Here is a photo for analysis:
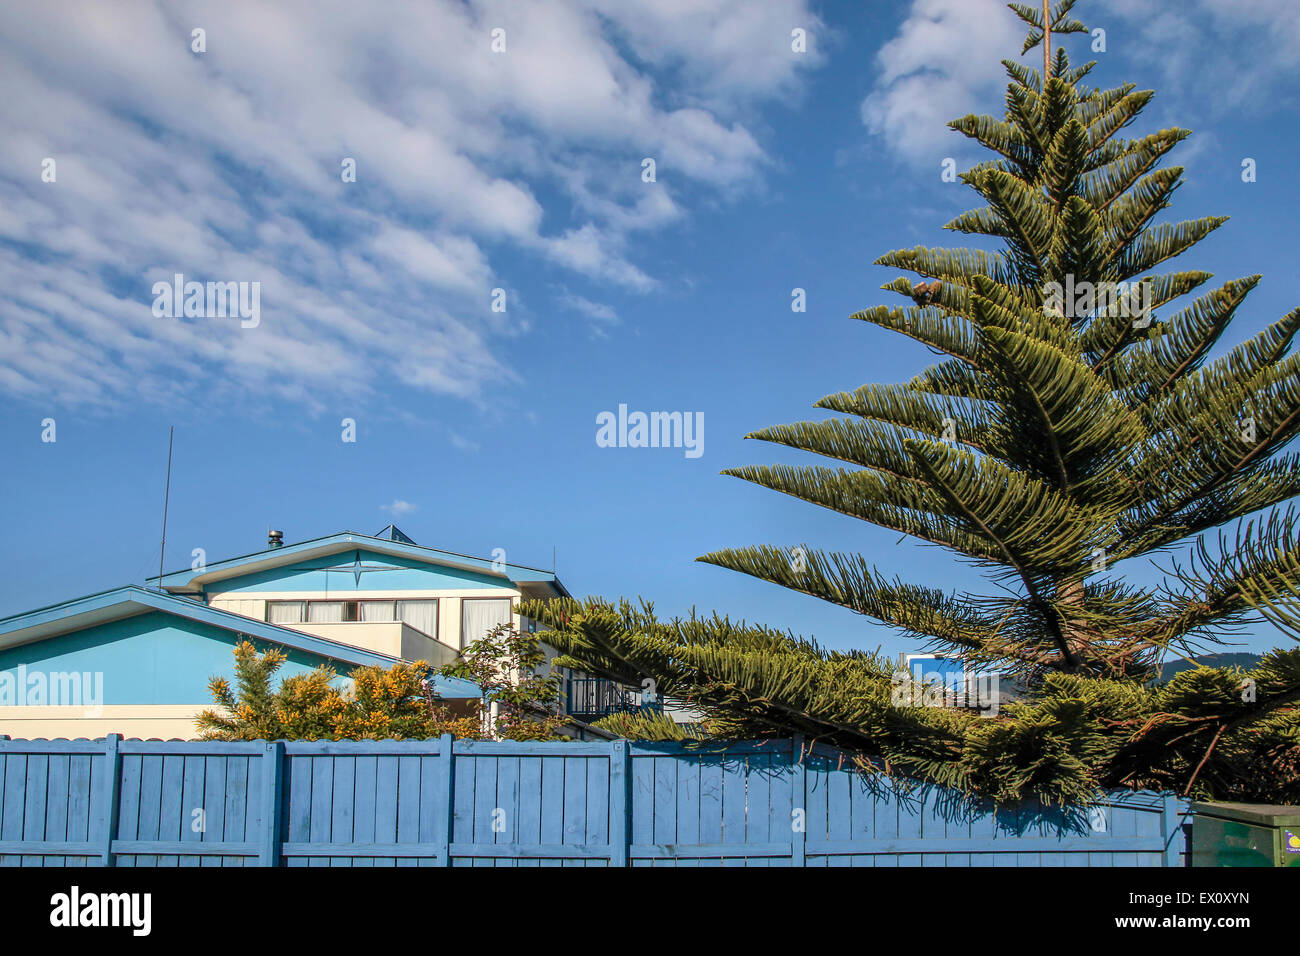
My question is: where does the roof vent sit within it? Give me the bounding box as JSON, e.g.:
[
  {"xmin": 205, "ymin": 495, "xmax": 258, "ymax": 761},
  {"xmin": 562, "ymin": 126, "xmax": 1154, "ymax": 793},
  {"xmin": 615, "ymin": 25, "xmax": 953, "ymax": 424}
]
[{"xmin": 268, "ymin": 529, "xmax": 284, "ymax": 549}]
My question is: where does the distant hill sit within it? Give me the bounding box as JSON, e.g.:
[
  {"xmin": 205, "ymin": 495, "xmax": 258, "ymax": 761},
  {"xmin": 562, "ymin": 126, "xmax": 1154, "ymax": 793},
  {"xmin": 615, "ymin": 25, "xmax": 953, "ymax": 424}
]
[{"xmin": 1154, "ymin": 652, "xmax": 1263, "ymax": 681}]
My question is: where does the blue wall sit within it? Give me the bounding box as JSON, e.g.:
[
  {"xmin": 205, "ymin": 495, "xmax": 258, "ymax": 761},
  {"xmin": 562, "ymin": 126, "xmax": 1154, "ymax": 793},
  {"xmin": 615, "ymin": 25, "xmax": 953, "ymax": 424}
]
[
  {"xmin": 0, "ymin": 612, "xmax": 349, "ymax": 705},
  {"xmin": 209, "ymin": 549, "xmax": 506, "ymax": 594}
]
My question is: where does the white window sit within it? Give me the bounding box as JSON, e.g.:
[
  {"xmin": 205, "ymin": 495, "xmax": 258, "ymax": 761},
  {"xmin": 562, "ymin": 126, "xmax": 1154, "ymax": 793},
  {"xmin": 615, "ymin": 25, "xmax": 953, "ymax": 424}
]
[
  {"xmin": 308, "ymin": 601, "xmax": 347, "ymax": 623},
  {"xmin": 397, "ymin": 600, "xmax": 438, "ymax": 638},
  {"xmin": 267, "ymin": 601, "xmax": 305, "ymax": 624},
  {"xmin": 267, "ymin": 599, "xmax": 439, "ymax": 636},
  {"xmin": 461, "ymin": 598, "xmax": 512, "ymax": 647},
  {"xmin": 359, "ymin": 600, "xmax": 396, "ymax": 622}
]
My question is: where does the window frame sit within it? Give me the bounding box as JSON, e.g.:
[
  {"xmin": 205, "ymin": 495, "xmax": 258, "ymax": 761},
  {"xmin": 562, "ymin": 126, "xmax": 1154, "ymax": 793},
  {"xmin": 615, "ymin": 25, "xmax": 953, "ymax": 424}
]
[
  {"xmin": 265, "ymin": 597, "xmax": 440, "ymax": 637},
  {"xmin": 460, "ymin": 596, "xmax": 515, "ymax": 648}
]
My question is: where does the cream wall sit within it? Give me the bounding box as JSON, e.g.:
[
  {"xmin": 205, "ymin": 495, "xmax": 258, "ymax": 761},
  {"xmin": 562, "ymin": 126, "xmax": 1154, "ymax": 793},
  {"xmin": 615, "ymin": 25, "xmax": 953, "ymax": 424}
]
[
  {"xmin": 292, "ymin": 621, "xmax": 459, "ymax": 667},
  {"xmin": 205, "ymin": 587, "xmax": 523, "ymax": 655},
  {"xmin": 0, "ymin": 705, "xmax": 211, "ymax": 740}
]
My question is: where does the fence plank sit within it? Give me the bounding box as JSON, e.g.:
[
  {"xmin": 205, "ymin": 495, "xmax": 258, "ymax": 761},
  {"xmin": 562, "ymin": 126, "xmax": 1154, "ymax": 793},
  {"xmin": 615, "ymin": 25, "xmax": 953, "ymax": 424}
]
[
  {"xmin": 607, "ymin": 742, "xmax": 629, "ymax": 867},
  {"xmin": 95, "ymin": 735, "xmax": 122, "ymax": 867},
  {"xmin": 436, "ymin": 733, "xmax": 453, "ymax": 867},
  {"xmin": 1161, "ymin": 792, "xmax": 1184, "ymax": 868},
  {"xmin": 136, "ymin": 754, "xmax": 163, "ymax": 868},
  {"xmin": 223, "ymin": 755, "xmax": 249, "ymax": 868},
  {"xmin": 258, "ymin": 743, "xmax": 283, "ymax": 867},
  {"xmin": 791, "ymin": 736, "xmax": 806, "ymax": 867}
]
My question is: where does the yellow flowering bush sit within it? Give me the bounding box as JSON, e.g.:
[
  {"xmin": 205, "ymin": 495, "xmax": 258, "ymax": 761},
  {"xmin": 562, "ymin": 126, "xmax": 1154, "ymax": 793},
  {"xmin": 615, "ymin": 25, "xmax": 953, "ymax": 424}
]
[
  {"xmin": 198, "ymin": 626, "xmax": 569, "ymax": 742},
  {"xmin": 197, "ymin": 641, "xmax": 479, "ymax": 741}
]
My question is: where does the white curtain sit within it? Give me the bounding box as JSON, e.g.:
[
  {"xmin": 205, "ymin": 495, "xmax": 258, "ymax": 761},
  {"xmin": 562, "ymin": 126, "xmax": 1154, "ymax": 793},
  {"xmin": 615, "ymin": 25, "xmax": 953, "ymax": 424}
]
[
  {"xmin": 461, "ymin": 598, "xmax": 512, "ymax": 646},
  {"xmin": 397, "ymin": 600, "xmax": 438, "ymax": 637},
  {"xmin": 359, "ymin": 600, "xmax": 396, "ymax": 622},
  {"xmin": 267, "ymin": 601, "xmax": 304, "ymax": 624},
  {"xmin": 308, "ymin": 601, "xmax": 347, "ymax": 623}
]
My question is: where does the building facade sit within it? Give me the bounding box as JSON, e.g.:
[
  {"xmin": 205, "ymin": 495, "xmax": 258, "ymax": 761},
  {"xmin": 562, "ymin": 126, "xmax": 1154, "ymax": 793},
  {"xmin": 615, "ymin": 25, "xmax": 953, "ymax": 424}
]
[{"xmin": 0, "ymin": 526, "xmax": 574, "ymax": 740}]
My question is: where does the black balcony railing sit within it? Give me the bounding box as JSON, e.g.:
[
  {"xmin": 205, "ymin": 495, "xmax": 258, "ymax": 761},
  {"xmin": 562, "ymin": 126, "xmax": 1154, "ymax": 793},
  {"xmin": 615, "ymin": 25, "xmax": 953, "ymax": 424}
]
[{"xmin": 566, "ymin": 678, "xmax": 639, "ymax": 720}]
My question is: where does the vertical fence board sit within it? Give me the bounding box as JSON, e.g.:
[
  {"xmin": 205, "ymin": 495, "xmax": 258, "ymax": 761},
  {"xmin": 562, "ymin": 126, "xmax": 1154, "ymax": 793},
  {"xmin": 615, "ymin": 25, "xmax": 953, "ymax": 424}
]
[
  {"xmin": 791, "ymin": 738, "xmax": 806, "ymax": 868},
  {"xmin": 697, "ymin": 753, "xmax": 723, "ymax": 867},
  {"xmin": 629, "ymin": 750, "xmax": 654, "ymax": 868},
  {"xmin": 22, "ymin": 754, "xmax": 48, "ymax": 868},
  {"xmin": 96, "ymin": 736, "xmax": 122, "ymax": 867},
  {"xmin": 43, "ymin": 754, "xmax": 69, "ymax": 868},
  {"xmin": 307, "ymin": 756, "xmax": 333, "ymax": 869},
  {"xmin": 563, "ymin": 755, "xmax": 587, "ymax": 851},
  {"xmin": 132, "ymin": 759, "xmax": 160, "ymax": 868},
  {"xmin": 431, "ymin": 740, "xmax": 452, "ymax": 868},
  {"xmin": 155, "ymin": 754, "xmax": 183, "ymax": 868},
  {"xmin": 115, "ymin": 753, "xmax": 142, "ymax": 868},
  {"xmin": 201, "ymin": 756, "xmax": 227, "ymax": 868},
  {"xmin": 538, "ymin": 755, "xmax": 565, "ymax": 867},
  {"xmin": 66, "ymin": 754, "xmax": 93, "ymax": 866},
  {"xmin": 468, "ymin": 751, "xmax": 493, "ymax": 864},
  {"xmin": 373, "ymin": 755, "xmax": 398, "ymax": 867},
  {"xmin": 745, "ymin": 752, "xmax": 770, "ymax": 868},
  {"xmin": 720, "ymin": 753, "xmax": 746, "ymax": 865},
  {"xmin": 584, "ymin": 754, "xmax": 607, "ymax": 866},
  {"xmin": 1, "ymin": 753, "xmax": 24, "ymax": 867},
  {"xmin": 284, "ymin": 753, "xmax": 311, "ymax": 868},
  {"xmin": 517, "ymin": 754, "xmax": 542, "ymax": 867},
  {"xmin": 498, "ymin": 755, "xmax": 522, "ymax": 868},
  {"xmin": 393, "ymin": 754, "xmax": 420, "ymax": 867},
  {"xmin": 330, "ymin": 756, "xmax": 355, "ymax": 868},
  {"xmin": 607, "ymin": 742, "xmax": 628, "ymax": 868},
  {"xmin": 259, "ymin": 743, "xmax": 282, "ymax": 868},
  {"xmin": 351, "ymin": 755, "xmax": 377, "ymax": 868},
  {"xmin": 223, "ymin": 755, "xmax": 249, "ymax": 868},
  {"xmin": 178, "ymin": 755, "xmax": 207, "ymax": 867}
]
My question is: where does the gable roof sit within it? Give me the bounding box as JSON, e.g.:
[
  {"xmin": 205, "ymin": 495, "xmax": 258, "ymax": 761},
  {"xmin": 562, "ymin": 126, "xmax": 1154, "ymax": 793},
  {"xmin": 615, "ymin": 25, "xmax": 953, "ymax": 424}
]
[
  {"xmin": 0, "ymin": 585, "xmax": 482, "ymax": 698},
  {"xmin": 146, "ymin": 530, "xmax": 570, "ymax": 599}
]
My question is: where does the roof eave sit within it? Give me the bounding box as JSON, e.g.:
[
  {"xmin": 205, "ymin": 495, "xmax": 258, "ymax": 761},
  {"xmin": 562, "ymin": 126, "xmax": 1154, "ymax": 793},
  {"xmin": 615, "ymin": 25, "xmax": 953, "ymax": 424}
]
[{"xmin": 148, "ymin": 532, "xmax": 562, "ymax": 593}]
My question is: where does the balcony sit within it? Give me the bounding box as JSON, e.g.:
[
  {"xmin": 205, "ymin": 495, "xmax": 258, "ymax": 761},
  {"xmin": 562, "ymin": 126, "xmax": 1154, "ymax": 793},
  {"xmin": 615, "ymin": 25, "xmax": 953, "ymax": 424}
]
[
  {"xmin": 288, "ymin": 621, "xmax": 460, "ymax": 668},
  {"xmin": 566, "ymin": 678, "xmax": 641, "ymax": 721}
]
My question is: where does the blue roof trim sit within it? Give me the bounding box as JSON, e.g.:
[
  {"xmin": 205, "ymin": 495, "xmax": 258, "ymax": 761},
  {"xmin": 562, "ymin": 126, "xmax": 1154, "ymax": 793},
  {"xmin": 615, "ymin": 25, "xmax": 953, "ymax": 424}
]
[
  {"xmin": 146, "ymin": 531, "xmax": 566, "ymax": 594},
  {"xmin": 0, "ymin": 585, "xmax": 482, "ymax": 699}
]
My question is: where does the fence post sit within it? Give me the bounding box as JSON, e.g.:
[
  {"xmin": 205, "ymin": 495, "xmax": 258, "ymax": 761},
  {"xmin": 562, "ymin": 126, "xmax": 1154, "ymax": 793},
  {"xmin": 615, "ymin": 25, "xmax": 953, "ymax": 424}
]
[
  {"xmin": 258, "ymin": 741, "xmax": 284, "ymax": 867},
  {"xmin": 791, "ymin": 735, "xmax": 806, "ymax": 867},
  {"xmin": 97, "ymin": 734, "xmax": 122, "ymax": 867},
  {"xmin": 609, "ymin": 740, "xmax": 630, "ymax": 867},
  {"xmin": 1161, "ymin": 792, "xmax": 1184, "ymax": 868},
  {"xmin": 437, "ymin": 734, "xmax": 454, "ymax": 866}
]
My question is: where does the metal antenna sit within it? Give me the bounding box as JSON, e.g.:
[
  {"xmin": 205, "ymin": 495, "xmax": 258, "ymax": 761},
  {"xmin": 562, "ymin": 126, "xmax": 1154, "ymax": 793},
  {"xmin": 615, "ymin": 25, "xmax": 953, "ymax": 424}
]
[{"xmin": 157, "ymin": 426, "xmax": 174, "ymax": 590}]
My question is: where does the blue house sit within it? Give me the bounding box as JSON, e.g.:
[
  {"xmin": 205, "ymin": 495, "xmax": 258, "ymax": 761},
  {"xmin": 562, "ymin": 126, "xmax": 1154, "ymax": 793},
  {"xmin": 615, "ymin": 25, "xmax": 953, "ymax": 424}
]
[{"xmin": 0, "ymin": 527, "xmax": 571, "ymax": 740}]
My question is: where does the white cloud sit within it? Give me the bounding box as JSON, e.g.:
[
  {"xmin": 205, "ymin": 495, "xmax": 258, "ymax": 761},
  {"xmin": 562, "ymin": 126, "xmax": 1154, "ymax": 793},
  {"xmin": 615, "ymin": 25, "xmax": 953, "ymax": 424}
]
[
  {"xmin": 447, "ymin": 431, "xmax": 480, "ymax": 453},
  {"xmin": 562, "ymin": 294, "xmax": 618, "ymax": 323},
  {"xmin": 860, "ymin": 0, "xmax": 1022, "ymax": 163},
  {"xmin": 860, "ymin": 0, "xmax": 1300, "ymax": 166},
  {"xmin": 0, "ymin": 0, "xmax": 821, "ymax": 411},
  {"xmin": 582, "ymin": 0, "xmax": 824, "ymax": 104},
  {"xmin": 367, "ymin": 226, "xmax": 492, "ymax": 295},
  {"xmin": 381, "ymin": 499, "xmax": 418, "ymax": 516},
  {"xmin": 1095, "ymin": 0, "xmax": 1300, "ymax": 114},
  {"xmin": 559, "ymin": 291, "xmax": 619, "ymax": 337}
]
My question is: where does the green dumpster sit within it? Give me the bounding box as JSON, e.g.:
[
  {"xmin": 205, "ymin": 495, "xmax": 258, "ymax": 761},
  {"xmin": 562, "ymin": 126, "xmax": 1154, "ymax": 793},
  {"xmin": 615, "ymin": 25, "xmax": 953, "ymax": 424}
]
[{"xmin": 1192, "ymin": 802, "xmax": 1300, "ymax": 866}]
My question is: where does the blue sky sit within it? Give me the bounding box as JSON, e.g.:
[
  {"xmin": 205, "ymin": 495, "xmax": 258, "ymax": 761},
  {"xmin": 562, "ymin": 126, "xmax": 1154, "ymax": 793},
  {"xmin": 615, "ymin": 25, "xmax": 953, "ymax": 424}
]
[{"xmin": 2, "ymin": 0, "xmax": 1299, "ymax": 660}]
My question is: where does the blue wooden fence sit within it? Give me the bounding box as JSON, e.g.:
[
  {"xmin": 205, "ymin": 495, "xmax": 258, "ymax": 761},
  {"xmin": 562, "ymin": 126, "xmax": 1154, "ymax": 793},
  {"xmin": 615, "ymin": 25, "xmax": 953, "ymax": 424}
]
[{"xmin": 0, "ymin": 735, "xmax": 1190, "ymax": 866}]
